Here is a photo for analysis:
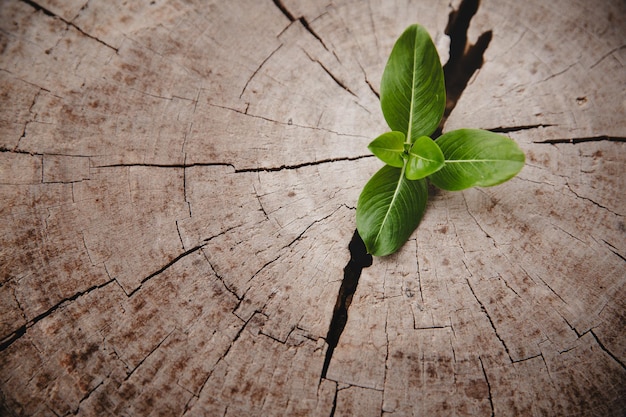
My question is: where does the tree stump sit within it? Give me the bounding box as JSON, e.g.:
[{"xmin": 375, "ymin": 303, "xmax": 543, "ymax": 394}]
[{"xmin": 1, "ymin": 0, "xmax": 624, "ymax": 415}]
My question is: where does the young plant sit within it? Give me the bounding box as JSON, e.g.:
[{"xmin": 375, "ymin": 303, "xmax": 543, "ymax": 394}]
[{"xmin": 356, "ymin": 24, "xmax": 525, "ymax": 256}]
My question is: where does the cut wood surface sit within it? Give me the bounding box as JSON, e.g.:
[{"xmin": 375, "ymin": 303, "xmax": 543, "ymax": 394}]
[{"xmin": 1, "ymin": 0, "xmax": 624, "ymax": 415}]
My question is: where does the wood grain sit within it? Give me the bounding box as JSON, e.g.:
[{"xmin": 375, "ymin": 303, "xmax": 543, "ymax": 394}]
[{"xmin": 1, "ymin": 0, "xmax": 624, "ymax": 415}]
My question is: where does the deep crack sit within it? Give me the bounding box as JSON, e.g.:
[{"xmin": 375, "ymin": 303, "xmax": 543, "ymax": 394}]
[
  {"xmin": 321, "ymin": 230, "xmax": 372, "ymax": 379},
  {"xmin": 320, "ymin": 0, "xmax": 493, "ymax": 383},
  {"xmin": 490, "ymin": 124, "xmax": 555, "ymax": 133},
  {"xmin": 272, "ymin": 0, "xmax": 296, "ymax": 21},
  {"xmin": 436, "ymin": 0, "xmax": 492, "ymax": 136},
  {"xmin": 533, "ymin": 135, "xmax": 626, "ymax": 145},
  {"xmin": 272, "ymin": 0, "xmax": 328, "ymax": 50}
]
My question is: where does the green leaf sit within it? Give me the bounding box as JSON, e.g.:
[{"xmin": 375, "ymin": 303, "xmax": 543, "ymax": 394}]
[
  {"xmin": 356, "ymin": 164, "xmax": 428, "ymax": 256},
  {"xmin": 380, "ymin": 24, "xmax": 445, "ymax": 143},
  {"xmin": 429, "ymin": 129, "xmax": 525, "ymax": 191},
  {"xmin": 368, "ymin": 131, "xmax": 406, "ymax": 168},
  {"xmin": 406, "ymin": 135, "xmax": 444, "ymax": 180}
]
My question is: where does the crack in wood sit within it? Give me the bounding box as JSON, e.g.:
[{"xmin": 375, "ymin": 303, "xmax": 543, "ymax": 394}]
[
  {"xmin": 271, "ymin": 0, "xmax": 296, "ymax": 22},
  {"xmin": 272, "ymin": 0, "xmax": 329, "ymax": 51},
  {"xmin": 175, "ymin": 220, "xmax": 186, "ymax": 250},
  {"xmin": 321, "ymin": 230, "xmax": 372, "ymax": 379},
  {"xmin": 45, "ymin": 403, "xmax": 61, "ymax": 416},
  {"xmin": 247, "ymin": 254, "xmax": 282, "ymax": 287},
  {"xmin": 19, "ymin": 0, "xmax": 118, "ymax": 52},
  {"xmin": 358, "ymin": 61, "xmax": 380, "ymax": 99},
  {"xmin": 465, "ymin": 278, "xmax": 514, "ymax": 363},
  {"xmin": 564, "ymin": 181, "xmax": 622, "ymax": 218},
  {"xmin": 206, "ymin": 102, "xmax": 368, "ymax": 138},
  {"xmin": 182, "ymin": 154, "xmax": 191, "ymax": 217},
  {"xmin": 234, "ymin": 155, "xmax": 374, "ymax": 173},
  {"xmin": 0, "ymin": 147, "xmax": 34, "ymax": 155},
  {"xmin": 538, "ymin": 61, "xmax": 578, "ymax": 84},
  {"xmin": 436, "ymin": 0, "xmax": 492, "ymax": 135},
  {"xmin": 0, "ymin": 279, "xmax": 115, "ymax": 352},
  {"xmin": 328, "ymin": 383, "xmax": 338, "ymax": 417},
  {"xmin": 73, "ymin": 378, "xmax": 104, "ymax": 415},
  {"xmin": 202, "ymin": 223, "xmax": 249, "ymax": 246},
  {"xmin": 260, "ymin": 326, "xmax": 296, "ymax": 345},
  {"xmin": 450, "ymin": 328, "xmax": 458, "ymax": 364},
  {"xmin": 513, "ymin": 353, "xmax": 544, "ymax": 364},
  {"xmin": 513, "ymin": 259, "xmax": 571, "ymax": 309},
  {"xmin": 532, "ymin": 135, "xmax": 626, "ymax": 144},
  {"xmin": 126, "ymin": 244, "xmax": 206, "ymax": 297},
  {"xmin": 127, "ymin": 87, "xmax": 174, "ymax": 101},
  {"xmin": 203, "ymin": 251, "xmax": 243, "ymax": 303},
  {"xmin": 590, "ymin": 44, "xmax": 626, "ymax": 70},
  {"xmin": 182, "ymin": 313, "xmax": 253, "ymax": 415},
  {"xmin": 94, "ymin": 162, "xmax": 235, "ymax": 170},
  {"xmin": 123, "ymin": 328, "xmax": 177, "ymax": 382},
  {"xmin": 590, "ymin": 330, "xmax": 626, "ymax": 371},
  {"xmin": 284, "ymin": 205, "xmax": 345, "ymax": 249},
  {"xmin": 462, "ymin": 192, "xmax": 497, "ymax": 245},
  {"xmin": 8, "ymin": 286, "xmax": 27, "ymax": 323},
  {"xmin": 14, "ymin": 88, "xmax": 45, "ymax": 151},
  {"xmin": 478, "ymin": 356, "xmax": 495, "ymax": 417},
  {"xmin": 414, "ymin": 325, "xmax": 452, "ymax": 330},
  {"xmin": 497, "ymin": 274, "xmax": 520, "ymax": 297},
  {"xmin": 326, "ymin": 382, "xmax": 385, "ymax": 417},
  {"xmin": 559, "ymin": 314, "xmax": 583, "ymax": 342},
  {"xmin": 602, "ymin": 240, "xmax": 626, "ymax": 263},
  {"xmin": 301, "ymin": 50, "xmax": 356, "ymax": 97},
  {"xmin": 239, "ymin": 44, "xmax": 283, "ymax": 99},
  {"xmin": 0, "ymin": 148, "xmax": 95, "ymax": 162},
  {"xmin": 382, "ymin": 307, "xmax": 390, "ymax": 406},
  {"xmin": 252, "ymin": 183, "xmax": 270, "ymax": 221},
  {"xmin": 298, "ymin": 18, "xmax": 329, "ymax": 51},
  {"xmin": 490, "ymin": 124, "xmax": 555, "ymax": 133}
]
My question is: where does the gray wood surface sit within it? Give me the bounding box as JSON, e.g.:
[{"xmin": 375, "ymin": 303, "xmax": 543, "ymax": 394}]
[{"xmin": 1, "ymin": 0, "xmax": 624, "ymax": 415}]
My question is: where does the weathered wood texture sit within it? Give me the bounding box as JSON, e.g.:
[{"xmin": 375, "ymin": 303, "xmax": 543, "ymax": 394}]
[{"xmin": 1, "ymin": 0, "xmax": 624, "ymax": 415}]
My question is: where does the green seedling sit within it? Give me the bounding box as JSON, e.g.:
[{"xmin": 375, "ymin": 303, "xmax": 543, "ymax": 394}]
[{"xmin": 356, "ymin": 24, "xmax": 525, "ymax": 256}]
